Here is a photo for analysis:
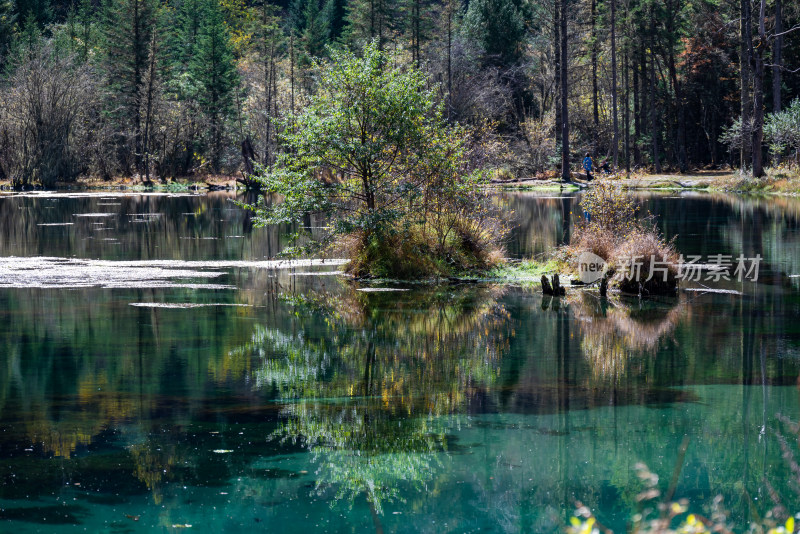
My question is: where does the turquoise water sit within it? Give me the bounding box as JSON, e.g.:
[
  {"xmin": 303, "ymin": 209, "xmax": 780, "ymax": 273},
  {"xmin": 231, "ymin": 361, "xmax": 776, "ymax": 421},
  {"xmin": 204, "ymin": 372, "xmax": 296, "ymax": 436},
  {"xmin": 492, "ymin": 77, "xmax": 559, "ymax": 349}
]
[{"xmin": 1, "ymin": 191, "xmax": 800, "ymax": 532}]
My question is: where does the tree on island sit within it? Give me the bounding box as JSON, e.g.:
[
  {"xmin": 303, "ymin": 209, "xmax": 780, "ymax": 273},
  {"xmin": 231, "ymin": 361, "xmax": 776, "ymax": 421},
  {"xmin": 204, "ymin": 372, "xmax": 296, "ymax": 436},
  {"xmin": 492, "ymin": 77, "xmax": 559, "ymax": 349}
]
[{"xmin": 244, "ymin": 42, "xmax": 506, "ymax": 278}]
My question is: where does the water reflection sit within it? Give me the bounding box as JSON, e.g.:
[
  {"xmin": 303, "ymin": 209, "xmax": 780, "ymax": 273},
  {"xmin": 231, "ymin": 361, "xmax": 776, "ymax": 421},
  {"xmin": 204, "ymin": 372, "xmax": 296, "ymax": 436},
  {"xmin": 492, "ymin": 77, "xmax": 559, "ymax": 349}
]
[
  {"xmin": 234, "ymin": 285, "xmax": 510, "ymax": 514},
  {"xmin": 0, "ymin": 192, "xmax": 327, "ymax": 261},
  {"xmin": 571, "ymin": 293, "xmax": 686, "ymax": 382},
  {"xmin": 1, "ymin": 192, "xmax": 800, "ymax": 532}
]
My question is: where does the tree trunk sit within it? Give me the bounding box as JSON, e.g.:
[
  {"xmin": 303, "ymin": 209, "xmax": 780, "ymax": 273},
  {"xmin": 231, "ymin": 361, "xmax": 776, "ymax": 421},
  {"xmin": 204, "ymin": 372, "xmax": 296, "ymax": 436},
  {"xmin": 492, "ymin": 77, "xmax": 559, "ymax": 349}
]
[
  {"xmin": 446, "ymin": 0, "xmax": 452, "ymax": 119},
  {"xmin": 773, "ymin": 0, "xmax": 782, "ymax": 113},
  {"xmin": 560, "ymin": 0, "xmax": 570, "ymax": 181},
  {"xmin": 290, "ymin": 32, "xmax": 295, "ymax": 115},
  {"xmin": 133, "ymin": 0, "xmax": 144, "ymax": 175},
  {"xmin": 649, "ymin": 12, "xmax": 660, "ymax": 173},
  {"xmin": 591, "ymin": 0, "xmax": 600, "ymax": 158},
  {"xmin": 610, "ymin": 0, "xmax": 618, "ymax": 169},
  {"xmin": 664, "ymin": 0, "xmax": 687, "ymax": 172},
  {"xmin": 751, "ymin": 0, "xmax": 766, "ymax": 177},
  {"xmin": 740, "ymin": 0, "xmax": 752, "ymax": 170},
  {"xmin": 624, "ymin": 48, "xmax": 630, "ymax": 175},
  {"xmin": 667, "ymin": 45, "xmax": 687, "ymax": 172},
  {"xmin": 633, "ymin": 49, "xmax": 641, "ymax": 165},
  {"xmin": 263, "ymin": 17, "xmax": 274, "ymax": 165},
  {"xmin": 554, "ymin": 0, "xmax": 561, "ymax": 149},
  {"xmin": 142, "ymin": 32, "xmax": 158, "ymax": 183}
]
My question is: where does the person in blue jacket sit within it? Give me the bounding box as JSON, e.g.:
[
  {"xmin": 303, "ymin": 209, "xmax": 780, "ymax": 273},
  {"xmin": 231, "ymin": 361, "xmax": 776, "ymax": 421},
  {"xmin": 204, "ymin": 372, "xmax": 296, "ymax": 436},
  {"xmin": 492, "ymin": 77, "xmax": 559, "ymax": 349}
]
[{"xmin": 582, "ymin": 153, "xmax": 593, "ymax": 181}]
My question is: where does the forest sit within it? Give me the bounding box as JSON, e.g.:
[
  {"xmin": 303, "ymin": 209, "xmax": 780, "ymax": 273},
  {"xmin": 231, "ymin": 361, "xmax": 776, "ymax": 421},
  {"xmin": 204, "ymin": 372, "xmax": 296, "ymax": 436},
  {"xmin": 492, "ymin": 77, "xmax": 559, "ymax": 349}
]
[{"xmin": 0, "ymin": 0, "xmax": 798, "ymax": 187}]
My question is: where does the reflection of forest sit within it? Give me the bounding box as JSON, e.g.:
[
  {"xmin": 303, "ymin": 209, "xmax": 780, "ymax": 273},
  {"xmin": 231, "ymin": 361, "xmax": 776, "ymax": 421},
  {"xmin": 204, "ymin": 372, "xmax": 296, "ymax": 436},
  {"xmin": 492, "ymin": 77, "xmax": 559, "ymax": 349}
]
[
  {"xmin": 1, "ymin": 278, "xmax": 800, "ymax": 528},
  {"xmin": 238, "ymin": 285, "xmax": 511, "ymax": 513},
  {"xmin": 0, "ymin": 274, "xmax": 338, "ymax": 461},
  {"xmin": 0, "ymin": 192, "xmax": 331, "ymax": 261}
]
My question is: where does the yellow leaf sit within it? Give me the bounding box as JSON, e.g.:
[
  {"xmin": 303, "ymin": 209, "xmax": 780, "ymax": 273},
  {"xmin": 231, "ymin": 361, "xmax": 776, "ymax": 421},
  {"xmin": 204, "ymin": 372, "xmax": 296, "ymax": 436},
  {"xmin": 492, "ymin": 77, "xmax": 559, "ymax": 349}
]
[{"xmin": 787, "ymin": 517, "xmax": 795, "ymax": 533}]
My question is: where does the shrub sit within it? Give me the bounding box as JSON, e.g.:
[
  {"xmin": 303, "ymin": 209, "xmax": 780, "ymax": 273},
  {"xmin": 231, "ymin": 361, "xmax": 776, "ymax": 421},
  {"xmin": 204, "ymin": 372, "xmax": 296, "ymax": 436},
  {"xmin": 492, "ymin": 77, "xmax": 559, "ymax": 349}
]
[
  {"xmin": 244, "ymin": 42, "xmax": 507, "ymax": 278},
  {"xmin": 611, "ymin": 227, "xmax": 679, "ymax": 295},
  {"xmin": 566, "ymin": 180, "xmax": 679, "ymax": 295},
  {"xmin": 0, "ymin": 43, "xmax": 97, "ymax": 188},
  {"xmin": 765, "ymin": 99, "xmax": 800, "ymax": 165}
]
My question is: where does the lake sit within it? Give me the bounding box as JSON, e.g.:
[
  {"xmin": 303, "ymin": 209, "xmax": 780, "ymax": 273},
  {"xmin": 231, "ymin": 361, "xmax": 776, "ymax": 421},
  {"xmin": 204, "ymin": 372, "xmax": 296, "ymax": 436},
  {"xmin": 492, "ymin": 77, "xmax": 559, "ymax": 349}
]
[{"xmin": 0, "ymin": 190, "xmax": 799, "ymax": 533}]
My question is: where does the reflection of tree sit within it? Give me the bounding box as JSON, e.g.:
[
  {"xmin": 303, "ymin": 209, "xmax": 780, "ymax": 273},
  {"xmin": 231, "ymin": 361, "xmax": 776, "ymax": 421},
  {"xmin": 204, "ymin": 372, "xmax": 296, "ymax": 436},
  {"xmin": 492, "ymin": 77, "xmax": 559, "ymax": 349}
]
[
  {"xmin": 231, "ymin": 284, "xmax": 512, "ymax": 513},
  {"xmin": 129, "ymin": 438, "xmax": 180, "ymax": 505},
  {"xmin": 570, "ymin": 293, "xmax": 686, "ymax": 382}
]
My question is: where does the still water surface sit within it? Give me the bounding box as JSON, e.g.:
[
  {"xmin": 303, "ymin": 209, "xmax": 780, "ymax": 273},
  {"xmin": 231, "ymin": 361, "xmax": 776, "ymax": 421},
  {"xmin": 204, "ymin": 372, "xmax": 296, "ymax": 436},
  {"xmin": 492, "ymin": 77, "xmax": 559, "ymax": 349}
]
[{"xmin": 1, "ymin": 191, "xmax": 800, "ymax": 532}]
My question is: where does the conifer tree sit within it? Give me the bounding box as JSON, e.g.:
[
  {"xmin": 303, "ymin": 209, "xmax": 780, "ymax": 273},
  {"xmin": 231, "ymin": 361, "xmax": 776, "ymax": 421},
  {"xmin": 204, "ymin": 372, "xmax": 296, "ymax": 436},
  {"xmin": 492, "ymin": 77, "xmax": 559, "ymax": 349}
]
[
  {"xmin": 14, "ymin": 0, "xmax": 51, "ymax": 28},
  {"xmin": 188, "ymin": 0, "xmax": 238, "ymax": 171},
  {"xmin": 302, "ymin": 0, "xmax": 333, "ymax": 58},
  {"xmin": 343, "ymin": 0, "xmax": 395, "ymax": 51},
  {"xmin": 461, "ymin": 0, "xmax": 525, "ymax": 66},
  {"xmin": 0, "ymin": 0, "xmax": 15, "ymax": 67},
  {"xmin": 100, "ymin": 0, "xmax": 157, "ymax": 173}
]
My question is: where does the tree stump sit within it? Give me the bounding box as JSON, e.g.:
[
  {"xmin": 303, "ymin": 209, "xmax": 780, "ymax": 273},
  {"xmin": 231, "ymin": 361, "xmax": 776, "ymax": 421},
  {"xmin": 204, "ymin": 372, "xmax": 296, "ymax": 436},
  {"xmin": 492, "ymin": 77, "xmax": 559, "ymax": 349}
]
[
  {"xmin": 542, "ymin": 275, "xmax": 566, "ymax": 296},
  {"xmin": 541, "ymin": 275, "xmax": 554, "ymax": 295},
  {"xmin": 552, "ymin": 274, "xmax": 566, "ymax": 296}
]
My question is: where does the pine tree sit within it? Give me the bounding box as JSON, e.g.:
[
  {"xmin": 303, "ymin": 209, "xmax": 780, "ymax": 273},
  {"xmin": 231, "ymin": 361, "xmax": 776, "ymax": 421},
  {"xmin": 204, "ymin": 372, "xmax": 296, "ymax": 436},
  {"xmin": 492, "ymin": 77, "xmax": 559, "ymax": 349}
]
[
  {"xmin": 14, "ymin": 0, "xmax": 51, "ymax": 28},
  {"xmin": 0, "ymin": 0, "xmax": 16, "ymax": 69},
  {"xmin": 76, "ymin": 0, "xmax": 94, "ymax": 61},
  {"xmin": 302, "ymin": 0, "xmax": 332, "ymax": 58},
  {"xmin": 461, "ymin": 0, "xmax": 525, "ymax": 66},
  {"xmin": 188, "ymin": 0, "xmax": 239, "ymax": 171},
  {"xmin": 343, "ymin": 0, "xmax": 395, "ymax": 51},
  {"xmin": 100, "ymin": 0, "xmax": 157, "ymax": 173}
]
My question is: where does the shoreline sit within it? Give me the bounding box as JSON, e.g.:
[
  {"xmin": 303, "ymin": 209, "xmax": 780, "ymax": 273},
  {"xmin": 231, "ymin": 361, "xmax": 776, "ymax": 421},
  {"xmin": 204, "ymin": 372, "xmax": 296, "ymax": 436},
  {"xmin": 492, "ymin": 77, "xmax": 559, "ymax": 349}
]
[{"xmin": 2, "ymin": 169, "xmax": 799, "ymax": 195}]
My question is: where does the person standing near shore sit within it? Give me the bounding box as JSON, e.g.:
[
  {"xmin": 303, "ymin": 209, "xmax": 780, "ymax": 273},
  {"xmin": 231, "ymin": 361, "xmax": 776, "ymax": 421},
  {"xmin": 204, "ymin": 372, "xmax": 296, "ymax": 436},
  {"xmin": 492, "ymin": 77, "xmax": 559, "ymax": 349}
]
[{"xmin": 583, "ymin": 153, "xmax": 593, "ymax": 181}]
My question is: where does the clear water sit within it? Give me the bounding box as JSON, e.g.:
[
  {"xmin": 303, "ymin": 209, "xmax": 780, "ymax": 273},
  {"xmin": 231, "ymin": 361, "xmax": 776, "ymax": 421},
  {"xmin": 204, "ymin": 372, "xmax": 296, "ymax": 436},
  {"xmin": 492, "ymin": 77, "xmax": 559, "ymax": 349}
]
[{"xmin": 1, "ymin": 190, "xmax": 800, "ymax": 533}]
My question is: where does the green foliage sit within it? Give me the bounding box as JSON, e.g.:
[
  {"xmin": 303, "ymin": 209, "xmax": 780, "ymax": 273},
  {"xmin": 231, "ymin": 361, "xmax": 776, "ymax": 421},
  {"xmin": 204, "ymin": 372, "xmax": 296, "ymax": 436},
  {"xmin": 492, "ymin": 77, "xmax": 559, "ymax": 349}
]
[
  {"xmin": 14, "ymin": 0, "xmax": 51, "ymax": 28},
  {"xmin": 342, "ymin": 0, "xmax": 396, "ymax": 50},
  {"xmin": 765, "ymin": 99, "xmax": 800, "ymax": 162},
  {"xmin": 301, "ymin": 0, "xmax": 334, "ymax": 58},
  {"xmin": 461, "ymin": 0, "xmax": 525, "ymax": 65},
  {"xmin": 187, "ymin": 0, "xmax": 239, "ymax": 170},
  {"xmin": 0, "ymin": 0, "xmax": 17, "ymax": 68},
  {"xmin": 246, "ymin": 41, "xmax": 505, "ymax": 277}
]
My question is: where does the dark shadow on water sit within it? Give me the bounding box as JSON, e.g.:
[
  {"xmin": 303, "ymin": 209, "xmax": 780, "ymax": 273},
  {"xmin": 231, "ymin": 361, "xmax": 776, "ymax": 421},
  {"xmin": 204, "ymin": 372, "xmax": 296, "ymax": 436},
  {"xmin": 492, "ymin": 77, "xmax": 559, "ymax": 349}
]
[{"xmin": 0, "ymin": 504, "xmax": 87, "ymax": 524}]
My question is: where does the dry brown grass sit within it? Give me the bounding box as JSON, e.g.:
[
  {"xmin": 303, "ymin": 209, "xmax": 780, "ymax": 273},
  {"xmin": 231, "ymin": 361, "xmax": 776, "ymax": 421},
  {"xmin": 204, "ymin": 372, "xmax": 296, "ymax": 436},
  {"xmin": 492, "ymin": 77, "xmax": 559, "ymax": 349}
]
[
  {"xmin": 343, "ymin": 216, "xmax": 507, "ymax": 279},
  {"xmin": 562, "ymin": 179, "xmax": 680, "ymax": 295},
  {"xmin": 611, "ymin": 228, "xmax": 679, "ymax": 295}
]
